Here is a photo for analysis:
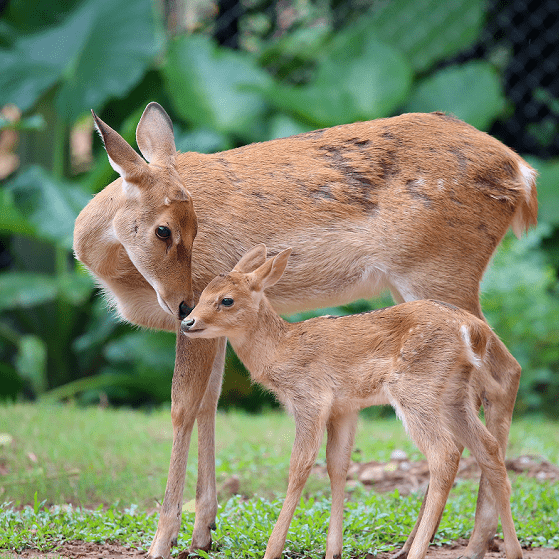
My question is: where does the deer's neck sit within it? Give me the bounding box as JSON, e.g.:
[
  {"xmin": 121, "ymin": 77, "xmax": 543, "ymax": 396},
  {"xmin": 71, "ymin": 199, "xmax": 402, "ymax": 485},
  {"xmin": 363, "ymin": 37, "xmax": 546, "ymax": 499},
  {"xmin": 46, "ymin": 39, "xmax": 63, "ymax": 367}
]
[{"xmin": 228, "ymin": 300, "xmax": 290, "ymax": 384}]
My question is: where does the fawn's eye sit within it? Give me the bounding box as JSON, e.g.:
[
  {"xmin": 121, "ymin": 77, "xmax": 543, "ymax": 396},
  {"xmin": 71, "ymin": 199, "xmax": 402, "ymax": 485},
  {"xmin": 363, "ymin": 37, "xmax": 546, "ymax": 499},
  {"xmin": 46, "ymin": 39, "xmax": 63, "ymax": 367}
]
[
  {"xmin": 156, "ymin": 226, "xmax": 171, "ymax": 240},
  {"xmin": 221, "ymin": 298, "xmax": 234, "ymax": 307}
]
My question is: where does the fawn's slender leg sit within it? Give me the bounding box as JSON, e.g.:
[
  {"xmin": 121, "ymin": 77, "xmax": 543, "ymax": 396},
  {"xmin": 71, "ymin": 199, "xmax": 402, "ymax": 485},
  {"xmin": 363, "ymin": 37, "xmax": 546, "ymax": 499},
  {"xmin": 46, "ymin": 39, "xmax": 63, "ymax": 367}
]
[
  {"xmin": 325, "ymin": 413, "xmax": 358, "ymax": 559},
  {"xmin": 392, "ymin": 444, "xmax": 465, "ymax": 559},
  {"xmin": 459, "ymin": 415, "xmax": 523, "ymax": 559},
  {"xmin": 405, "ymin": 446, "xmax": 461, "ymax": 559},
  {"xmin": 190, "ymin": 337, "xmax": 227, "ymax": 552},
  {"xmin": 463, "ymin": 340, "xmax": 521, "ymax": 559},
  {"xmin": 264, "ymin": 414, "xmax": 327, "ymax": 559},
  {"xmin": 148, "ymin": 334, "xmax": 220, "ymax": 559}
]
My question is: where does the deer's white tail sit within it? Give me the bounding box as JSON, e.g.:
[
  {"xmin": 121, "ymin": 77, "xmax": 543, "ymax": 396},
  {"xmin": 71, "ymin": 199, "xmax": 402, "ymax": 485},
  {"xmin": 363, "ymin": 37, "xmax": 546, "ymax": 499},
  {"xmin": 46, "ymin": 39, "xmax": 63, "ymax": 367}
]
[
  {"xmin": 460, "ymin": 322, "xmax": 489, "ymax": 369},
  {"xmin": 511, "ymin": 162, "xmax": 538, "ymax": 238}
]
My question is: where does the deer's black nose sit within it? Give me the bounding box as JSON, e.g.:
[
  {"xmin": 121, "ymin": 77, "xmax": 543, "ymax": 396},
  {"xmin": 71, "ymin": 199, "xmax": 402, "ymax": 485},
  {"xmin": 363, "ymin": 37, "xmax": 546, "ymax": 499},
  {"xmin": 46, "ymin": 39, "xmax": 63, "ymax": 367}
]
[
  {"xmin": 182, "ymin": 318, "xmax": 195, "ymax": 329},
  {"xmin": 179, "ymin": 301, "xmax": 194, "ymax": 319}
]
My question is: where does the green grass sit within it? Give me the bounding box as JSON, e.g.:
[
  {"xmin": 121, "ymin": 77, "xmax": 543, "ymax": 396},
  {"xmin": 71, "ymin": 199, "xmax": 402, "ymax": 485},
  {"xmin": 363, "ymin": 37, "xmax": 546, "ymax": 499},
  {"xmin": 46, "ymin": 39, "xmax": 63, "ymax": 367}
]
[{"xmin": 1, "ymin": 404, "xmax": 558, "ymax": 556}]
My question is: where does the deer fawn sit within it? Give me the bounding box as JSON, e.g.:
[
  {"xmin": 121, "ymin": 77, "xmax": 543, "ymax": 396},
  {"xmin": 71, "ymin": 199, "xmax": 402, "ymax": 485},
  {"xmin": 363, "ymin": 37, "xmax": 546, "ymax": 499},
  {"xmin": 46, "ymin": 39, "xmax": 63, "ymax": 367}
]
[
  {"xmin": 73, "ymin": 103, "xmax": 536, "ymax": 559},
  {"xmin": 181, "ymin": 244, "xmax": 523, "ymax": 559}
]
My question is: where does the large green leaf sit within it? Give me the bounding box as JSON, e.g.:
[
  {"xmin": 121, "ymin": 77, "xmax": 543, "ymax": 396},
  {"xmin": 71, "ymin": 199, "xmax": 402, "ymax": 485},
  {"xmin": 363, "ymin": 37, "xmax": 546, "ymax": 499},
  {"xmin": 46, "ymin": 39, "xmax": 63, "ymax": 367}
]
[
  {"xmin": 404, "ymin": 61, "xmax": 506, "ymax": 131},
  {"xmin": 5, "ymin": 166, "xmax": 91, "ymax": 249},
  {"xmin": 55, "ymin": 0, "xmax": 163, "ymax": 121},
  {"xmin": 0, "ymin": 0, "xmax": 161, "ymax": 122},
  {"xmin": 0, "ymin": 272, "xmax": 58, "ymax": 311},
  {"xmin": 163, "ymin": 34, "xmax": 272, "ymax": 138},
  {"xmin": 0, "ymin": 269, "xmax": 94, "ymax": 311},
  {"xmin": 362, "ymin": 0, "xmax": 485, "ymax": 72},
  {"xmin": 266, "ymin": 33, "xmax": 412, "ymax": 127}
]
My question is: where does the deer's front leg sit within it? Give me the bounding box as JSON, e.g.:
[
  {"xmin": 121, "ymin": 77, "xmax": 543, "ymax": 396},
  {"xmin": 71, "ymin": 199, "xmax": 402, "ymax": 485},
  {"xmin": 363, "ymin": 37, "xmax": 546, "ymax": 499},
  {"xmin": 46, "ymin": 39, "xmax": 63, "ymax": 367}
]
[
  {"xmin": 190, "ymin": 337, "xmax": 227, "ymax": 552},
  {"xmin": 264, "ymin": 415, "xmax": 326, "ymax": 559},
  {"xmin": 148, "ymin": 334, "xmax": 220, "ymax": 559},
  {"xmin": 325, "ymin": 413, "xmax": 358, "ymax": 559}
]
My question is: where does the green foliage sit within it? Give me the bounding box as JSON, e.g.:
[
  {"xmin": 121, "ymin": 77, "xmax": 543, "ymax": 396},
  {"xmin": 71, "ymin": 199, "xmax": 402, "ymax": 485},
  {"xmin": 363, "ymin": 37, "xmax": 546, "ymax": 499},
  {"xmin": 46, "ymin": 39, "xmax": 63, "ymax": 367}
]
[
  {"xmin": 360, "ymin": 0, "xmax": 485, "ymax": 73},
  {"xmin": 481, "ymin": 225, "xmax": 559, "ymax": 417},
  {"xmin": 405, "ymin": 61, "xmax": 506, "ymax": 130},
  {"xmin": 264, "ymin": 30, "xmax": 413, "ymax": 126},
  {"xmin": 0, "ymin": 0, "xmax": 558, "ymax": 412},
  {"xmin": 163, "ymin": 34, "xmax": 272, "ymax": 140},
  {"xmin": 0, "ymin": 0, "xmax": 162, "ymax": 121}
]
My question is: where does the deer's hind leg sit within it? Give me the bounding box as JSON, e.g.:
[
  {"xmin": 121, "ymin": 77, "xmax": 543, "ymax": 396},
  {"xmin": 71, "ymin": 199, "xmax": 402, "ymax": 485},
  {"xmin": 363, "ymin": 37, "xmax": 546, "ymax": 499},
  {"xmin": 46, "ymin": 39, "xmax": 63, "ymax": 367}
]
[
  {"xmin": 391, "ymin": 442, "xmax": 465, "ymax": 559},
  {"xmin": 462, "ymin": 341, "xmax": 521, "ymax": 559},
  {"xmin": 404, "ymin": 441, "xmax": 461, "ymax": 559},
  {"xmin": 452, "ymin": 404, "xmax": 522, "ymax": 559}
]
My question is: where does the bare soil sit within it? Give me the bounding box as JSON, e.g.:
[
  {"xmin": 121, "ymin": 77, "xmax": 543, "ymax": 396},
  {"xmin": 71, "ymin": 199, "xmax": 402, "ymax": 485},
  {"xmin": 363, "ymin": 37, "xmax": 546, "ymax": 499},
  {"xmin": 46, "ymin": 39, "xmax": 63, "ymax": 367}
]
[
  {"xmin": 10, "ymin": 455, "xmax": 559, "ymax": 559},
  {"xmin": 12, "ymin": 539, "xmax": 559, "ymax": 559},
  {"xmin": 311, "ymin": 453, "xmax": 559, "ymax": 495}
]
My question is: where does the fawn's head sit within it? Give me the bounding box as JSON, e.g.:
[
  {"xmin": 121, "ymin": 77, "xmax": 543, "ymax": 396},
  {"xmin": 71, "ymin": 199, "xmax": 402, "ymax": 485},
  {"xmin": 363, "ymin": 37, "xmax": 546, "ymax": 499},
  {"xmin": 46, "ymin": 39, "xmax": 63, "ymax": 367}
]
[
  {"xmin": 93, "ymin": 103, "xmax": 197, "ymax": 320},
  {"xmin": 181, "ymin": 245, "xmax": 292, "ymax": 339}
]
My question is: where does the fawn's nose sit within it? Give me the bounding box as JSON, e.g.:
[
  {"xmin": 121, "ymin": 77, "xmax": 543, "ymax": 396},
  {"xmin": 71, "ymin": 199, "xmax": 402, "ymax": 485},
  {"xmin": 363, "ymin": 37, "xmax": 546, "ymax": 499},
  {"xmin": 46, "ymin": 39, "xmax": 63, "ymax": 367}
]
[
  {"xmin": 178, "ymin": 301, "xmax": 194, "ymax": 319},
  {"xmin": 182, "ymin": 318, "xmax": 195, "ymax": 330}
]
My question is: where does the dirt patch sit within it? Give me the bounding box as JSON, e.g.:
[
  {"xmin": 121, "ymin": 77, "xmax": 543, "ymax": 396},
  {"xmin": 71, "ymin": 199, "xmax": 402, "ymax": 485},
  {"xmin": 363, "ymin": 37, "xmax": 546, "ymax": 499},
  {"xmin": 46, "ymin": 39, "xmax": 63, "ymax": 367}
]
[
  {"xmin": 11, "ymin": 540, "xmax": 559, "ymax": 558},
  {"xmin": 312, "ymin": 454, "xmax": 559, "ymax": 495}
]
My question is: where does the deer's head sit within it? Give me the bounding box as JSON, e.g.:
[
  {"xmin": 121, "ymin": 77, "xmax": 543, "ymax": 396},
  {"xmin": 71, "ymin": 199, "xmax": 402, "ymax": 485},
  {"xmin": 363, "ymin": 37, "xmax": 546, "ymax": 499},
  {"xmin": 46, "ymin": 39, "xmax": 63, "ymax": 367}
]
[
  {"xmin": 181, "ymin": 245, "xmax": 292, "ymax": 340},
  {"xmin": 93, "ymin": 103, "xmax": 197, "ymax": 320}
]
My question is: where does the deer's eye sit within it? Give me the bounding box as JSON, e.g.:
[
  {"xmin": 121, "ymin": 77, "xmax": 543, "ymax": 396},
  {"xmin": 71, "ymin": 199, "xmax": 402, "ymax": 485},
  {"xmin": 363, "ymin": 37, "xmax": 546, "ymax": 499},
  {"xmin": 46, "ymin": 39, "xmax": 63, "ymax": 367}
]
[
  {"xmin": 156, "ymin": 226, "xmax": 171, "ymax": 240},
  {"xmin": 221, "ymin": 298, "xmax": 234, "ymax": 307}
]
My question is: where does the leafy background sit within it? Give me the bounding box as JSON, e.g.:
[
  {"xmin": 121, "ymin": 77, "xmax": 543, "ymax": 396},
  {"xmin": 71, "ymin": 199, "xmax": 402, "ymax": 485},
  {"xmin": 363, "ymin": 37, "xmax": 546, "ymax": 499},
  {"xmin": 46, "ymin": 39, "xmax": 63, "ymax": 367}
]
[{"xmin": 0, "ymin": 0, "xmax": 558, "ymax": 417}]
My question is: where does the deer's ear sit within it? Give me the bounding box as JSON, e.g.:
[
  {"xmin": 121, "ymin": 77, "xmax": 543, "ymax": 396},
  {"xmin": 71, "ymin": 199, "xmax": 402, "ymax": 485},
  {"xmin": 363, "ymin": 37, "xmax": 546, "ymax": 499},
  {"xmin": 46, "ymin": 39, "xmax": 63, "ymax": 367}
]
[
  {"xmin": 233, "ymin": 244, "xmax": 268, "ymax": 273},
  {"xmin": 92, "ymin": 110, "xmax": 149, "ymax": 186},
  {"xmin": 136, "ymin": 102, "xmax": 176, "ymax": 166},
  {"xmin": 251, "ymin": 248, "xmax": 292, "ymax": 291}
]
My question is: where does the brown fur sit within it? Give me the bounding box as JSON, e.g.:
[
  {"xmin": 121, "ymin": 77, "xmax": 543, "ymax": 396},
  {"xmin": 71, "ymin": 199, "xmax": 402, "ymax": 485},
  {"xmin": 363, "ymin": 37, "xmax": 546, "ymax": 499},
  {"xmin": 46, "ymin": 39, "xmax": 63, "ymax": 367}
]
[
  {"xmin": 182, "ymin": 245, "xmax": 523, "ymax": 559},
  {"xmin": 73, "ymin": 104, "xmax": 535, "ymax": 558}
]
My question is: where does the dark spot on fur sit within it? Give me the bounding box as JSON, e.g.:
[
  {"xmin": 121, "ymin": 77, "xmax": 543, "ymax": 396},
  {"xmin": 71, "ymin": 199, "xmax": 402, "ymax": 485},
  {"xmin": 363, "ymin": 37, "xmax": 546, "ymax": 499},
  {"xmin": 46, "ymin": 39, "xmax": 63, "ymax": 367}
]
[
  {"xmin": 382, "ymin": 129, "xmax": 395, "ymax": 140},
  {"xmin": 474, "ymin": 169, "xmax": 516, "ymax": 210},
  {"xmin": 502, "ymin": 159, "xmax": 516, "ymax": 178},
  {"xmin": 378, "ymin": 150, "xmax": 400, "ymax": 180},
  {"xmin": 318, "ymin": 145, "xmax": 380, "ymax": 213},
  {"xmin": 310, "ymin": 183, "xmax": 336, "ymax": 201},
  {"xmin": 406, "ymin": 179, "xmax": 433, "ymax": 208},
  {"xmin": 450, "ymin": 147, "xmax": 468, "ymax": 172},
  {"xmin": 133, "ymin": 222, "xmax": 138, "ymax": 235}
]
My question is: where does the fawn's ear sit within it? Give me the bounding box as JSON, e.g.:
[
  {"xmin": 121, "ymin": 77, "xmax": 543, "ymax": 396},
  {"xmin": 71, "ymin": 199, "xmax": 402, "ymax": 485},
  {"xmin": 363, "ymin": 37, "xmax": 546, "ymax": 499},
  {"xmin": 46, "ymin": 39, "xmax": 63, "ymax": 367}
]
[
  {"xmin": 136, "ymin": 102, "xmax": 176, "ymax": 166},
  {"xmin": 251, "ymin": 248, "xmax": 292, "ymax": 291},
  {"xmin": 92, "ymin": 110, "xmax": 149, "ymax": 184},
  {"xmin": 233, "ymin": 244, "xmax": 267, "ymax": 273}
]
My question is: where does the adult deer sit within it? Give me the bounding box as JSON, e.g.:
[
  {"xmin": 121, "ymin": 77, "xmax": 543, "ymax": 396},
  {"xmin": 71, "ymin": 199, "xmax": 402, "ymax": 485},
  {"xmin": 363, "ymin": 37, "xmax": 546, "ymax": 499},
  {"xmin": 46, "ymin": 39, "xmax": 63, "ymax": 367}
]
[
  {"xmin": 73, "ymin": 102, "xmax": 537, "ymax": 559},
  {"xmin": 181, "ymin": 244, "xmax": 523, "ymax": 559}
]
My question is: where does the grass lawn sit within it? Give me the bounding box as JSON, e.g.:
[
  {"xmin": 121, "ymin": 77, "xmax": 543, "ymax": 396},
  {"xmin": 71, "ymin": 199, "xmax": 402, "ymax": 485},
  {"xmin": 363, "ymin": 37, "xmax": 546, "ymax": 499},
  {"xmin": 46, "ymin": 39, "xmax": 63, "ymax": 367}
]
[{"xmin": 1, "ymin": 403, "xmax": 558, "ymax": 557}]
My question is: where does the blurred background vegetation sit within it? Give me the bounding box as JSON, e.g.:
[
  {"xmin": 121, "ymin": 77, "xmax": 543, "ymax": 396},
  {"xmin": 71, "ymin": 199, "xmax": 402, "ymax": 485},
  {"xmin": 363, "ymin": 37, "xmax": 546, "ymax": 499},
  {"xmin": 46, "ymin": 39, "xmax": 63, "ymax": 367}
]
[{"xmin": 0, "ymin": 0, "xmax": 558, "ymax": 417}]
